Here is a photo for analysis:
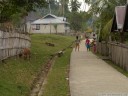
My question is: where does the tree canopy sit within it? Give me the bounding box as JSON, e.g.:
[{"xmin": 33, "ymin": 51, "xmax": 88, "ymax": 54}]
[
  {"xmin": 0, "ymin": 0, "xmax": 47, "ymax": 23},
  {"xmin": 70, "ymin": 0, "xmax": 81, "ymax": 12}
]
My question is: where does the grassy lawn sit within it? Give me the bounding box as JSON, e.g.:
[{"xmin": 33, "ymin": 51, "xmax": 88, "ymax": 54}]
[
  {"xmin": 0, "ymin": 34, "xmax": 74, "ymax": 96},
  {"xmin": 42, "ymin": 47, "xmax": 72, "ymax": 96}
]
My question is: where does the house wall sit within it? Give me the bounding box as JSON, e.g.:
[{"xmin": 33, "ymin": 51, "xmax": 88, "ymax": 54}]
[{"xmin": 31, "ymin": 24, "xmax": 66, "ymax": 34}]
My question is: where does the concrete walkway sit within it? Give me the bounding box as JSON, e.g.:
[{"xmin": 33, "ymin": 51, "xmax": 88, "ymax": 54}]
[{"xmin": 69, "ymin": 40, "xmax": 128, "ymax": 96}]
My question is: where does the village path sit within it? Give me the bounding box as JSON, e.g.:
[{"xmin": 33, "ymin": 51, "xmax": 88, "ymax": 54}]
[{"xmin": 69, "ymin": 40, "xmax": 128, "ymax": 96}]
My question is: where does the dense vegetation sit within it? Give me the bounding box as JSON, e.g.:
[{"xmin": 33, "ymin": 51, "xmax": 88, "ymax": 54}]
[
  {"xmin": 0, "ymin": 0, "xmax": 47, "ymax": 23},
  {"xmin": 85, "ymin": 0, "xmax": 128, "ymax": 42}
]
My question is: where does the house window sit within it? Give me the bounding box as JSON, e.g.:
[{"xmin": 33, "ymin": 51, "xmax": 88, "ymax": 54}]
[{"xmin": 36, "ymin": 24, "xmax": 40, "ymax": 30}]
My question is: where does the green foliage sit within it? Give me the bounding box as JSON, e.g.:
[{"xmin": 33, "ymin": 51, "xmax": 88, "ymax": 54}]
[
  {"xmin": 70, "ymin": 0, "xmax": 81, "ymax": 12},
  {"xmin": 0, "ymin": 0, "xmax": 47, "ymax": 23},
  {"xmin": 68, "ymin": 12, "xmax": 87, "ymax": 32},
  {"xmin": 101, "ymin": 19, "xmax": 112, "ymax": 41},
  {"xmin": 58, "ymin": 0, "xmax": 70, "ymax": 16},
  {"xmin": 39, "ymin": 0, "xmax": 60, "ymax": 16},
  {"xmin": 111, "ymin": 32, "xmax": 120, "ymax": 41},
  {"xmin": 39, "ymin": 0, "xmax": 70, "ymax": 16},
  {"xmin": 85, "ymin": 0, "xmax": 127, "ymax": 41},
  {"xmin": 11, "ymin": 13, "xmax": 23, "ymax": 26}
]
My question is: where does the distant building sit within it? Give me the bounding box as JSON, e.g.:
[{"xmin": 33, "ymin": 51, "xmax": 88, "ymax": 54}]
[{"xmin": 30, "ymin": 14, "xmax": 70, "ymax": 34}]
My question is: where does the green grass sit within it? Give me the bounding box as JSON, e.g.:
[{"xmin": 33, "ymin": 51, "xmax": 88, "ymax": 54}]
[
  {"xmin": 0, "ymin": 34, "xmax": 74, "ymax": 96},
  {"xmin": 42, "ymin": 48, "xmax": 71, "ymax": 96}
]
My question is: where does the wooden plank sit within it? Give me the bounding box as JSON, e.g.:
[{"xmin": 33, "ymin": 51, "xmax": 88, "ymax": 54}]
[
  {"xmin": 125, "ymin": 50, "xmax": 128, "ymax": 71},
  {"xmin": 0, "ymin": 30, "xmax": 31, "ymax": 61}
]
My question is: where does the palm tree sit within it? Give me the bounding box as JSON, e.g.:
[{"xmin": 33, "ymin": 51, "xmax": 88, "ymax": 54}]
[
  {"xmin": 70, "ymin": 0, "xmax": 81, "ymax": 12},
  {"xmin": 85, "ymin": 0, "xmax": 127, "ymax": 41},
  {"xmin": 58, "ymin": 0, "xmax": 69, "ymax": 16}
]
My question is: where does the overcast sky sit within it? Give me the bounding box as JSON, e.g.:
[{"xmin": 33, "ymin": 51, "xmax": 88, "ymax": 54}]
[{"xmin": 78, "ymin": 0, "xmax": 90, "ymax": 12}]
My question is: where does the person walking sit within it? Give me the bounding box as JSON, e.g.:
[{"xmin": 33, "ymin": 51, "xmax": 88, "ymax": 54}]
[
  {"xmin": 85, "ymin": 37, "xmax": 90, "ymax": 51},
  {"xmin": 92, "ymin": 38, "xmax": 96, "ymax": 53},
  {"xmin": 75, "ymin": 36, "xmax": 80, "ymax": 51}
]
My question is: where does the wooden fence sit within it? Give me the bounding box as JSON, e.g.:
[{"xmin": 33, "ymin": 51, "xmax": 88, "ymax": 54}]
[
  {"xmin": 0, "ymin": 30, "xmax": 31, "ymax": 61},
  {"xmin": 96, "ymin": 41, "xmax": 109, "ymax": 56},
  {"xmin": 97, "ymin": 42, "xmax": 128, "ymax": 71}
]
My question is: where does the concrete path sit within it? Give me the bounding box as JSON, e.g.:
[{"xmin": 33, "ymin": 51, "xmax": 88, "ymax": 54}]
[{"xmin": 69, "ymin": 40, "xmax": 128, "ymax": 96}]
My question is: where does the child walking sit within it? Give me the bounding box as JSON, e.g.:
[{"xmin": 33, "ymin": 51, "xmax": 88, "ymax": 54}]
[
  {"xmin": 75, "ymin": 36, "xmax": 80, "ymax": 51},
  {"xmin": 85, "ymin": 37, "xmax": 90, "ymax": 51}
]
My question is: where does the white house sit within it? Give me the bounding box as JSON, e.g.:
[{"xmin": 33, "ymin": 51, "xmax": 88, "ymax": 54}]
[{"xmin": 30, "ymin": 14, "xmax": 70, "ymax": 34}]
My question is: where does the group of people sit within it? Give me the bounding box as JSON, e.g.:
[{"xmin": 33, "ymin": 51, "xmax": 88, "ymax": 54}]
[{"xmin": 75, "ymin": 36, "xmax": 96, "ymax": 52}]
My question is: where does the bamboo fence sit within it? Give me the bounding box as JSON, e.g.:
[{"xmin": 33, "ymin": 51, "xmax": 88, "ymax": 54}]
[
  {"xmin": 0, "ymin": 30, "xmax": 31, "ymax": 61},
  {"xmin": 97, "ymin": 42, "xmax": 128, "ymax": 71}
]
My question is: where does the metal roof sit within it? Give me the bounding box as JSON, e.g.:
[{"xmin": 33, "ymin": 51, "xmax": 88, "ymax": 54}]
[
  {"xmin": 115, "ymin": 6, "xmax": 126, "ymax": 29},
  {"xmin": 111, "ymin": 5, "xmax": 128, "ymax": 32},
  {"xmin": 31, "ymin": 14, "xmax": 69, "ymax": 25}
]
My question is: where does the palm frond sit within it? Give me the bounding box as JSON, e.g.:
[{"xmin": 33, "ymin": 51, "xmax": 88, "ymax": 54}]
[{"xmin": 102, "ymin": 19, "xmax": 113, "ymax": 40}]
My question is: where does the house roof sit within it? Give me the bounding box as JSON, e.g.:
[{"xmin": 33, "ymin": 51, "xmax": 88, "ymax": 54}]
[
  {"xmin": 31, "ymin": 14, "xmax": 69, "ymax": 25},
  {"xmin": 111, "ymin": 5, "xmax": 128, "ymax": 32},
  {"xmin": 115, "ymin": 6, "xmax": 126, "ymax": 29},
  {"xmin": 123, "ymin": 5, "xmax": 128, "ymax": 32}
]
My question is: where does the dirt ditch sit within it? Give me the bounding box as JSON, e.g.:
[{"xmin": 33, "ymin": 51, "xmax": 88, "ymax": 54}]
[{"xmin": 29, "ymin": 42, "xmax": 74, "ymax": 96}]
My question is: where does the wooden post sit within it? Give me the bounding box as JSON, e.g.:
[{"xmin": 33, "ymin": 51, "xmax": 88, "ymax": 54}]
[
  {"xmin": 120, "ymin": 32, "xmax": 124, "ymax": 43},
  {"xmin": 50, "ymin": 21, "xmax": 51, "ymax": 34},
  {"xmin": 98, "ymin": 24, "xmax": 101, "ymax": 42}
]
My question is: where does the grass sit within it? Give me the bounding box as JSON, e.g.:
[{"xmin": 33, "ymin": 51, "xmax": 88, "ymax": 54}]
[
  {"xmin": 0, "ymin": 34, "xmax": 74, "ymax": 96},
  {"xmin": 42, "ymin": 47, "xmax": 72, "ymax": 96}
]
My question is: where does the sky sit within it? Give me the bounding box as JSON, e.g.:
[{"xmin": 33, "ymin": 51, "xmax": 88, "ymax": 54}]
[{"xmin": 78, "ymin": 0, "xmax": 90, "ymax": 12}]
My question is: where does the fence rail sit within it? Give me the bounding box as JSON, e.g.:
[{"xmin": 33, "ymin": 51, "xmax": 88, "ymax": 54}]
[
  {"xmin": 0, "ymin": 30, "xmax": 31, "ymax": 61},
  {"xmin": 97, "ymin": 42, "xmax": 128, "ymax": 71}
]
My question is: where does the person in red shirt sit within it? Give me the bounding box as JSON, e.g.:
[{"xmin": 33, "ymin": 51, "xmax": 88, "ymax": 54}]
[{"xmin": 85, "ymin": 37, "xmax": 90, "ymax": 51}]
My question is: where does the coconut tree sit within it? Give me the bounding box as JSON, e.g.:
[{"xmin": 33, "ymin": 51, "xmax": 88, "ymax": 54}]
[
  {"xmin": 70, "ymin": 0, "xmax": 81, "ymax": 12},
  {"xmin": 58, "ymin": 0, "xmax": 69, "ymax": 16}
]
